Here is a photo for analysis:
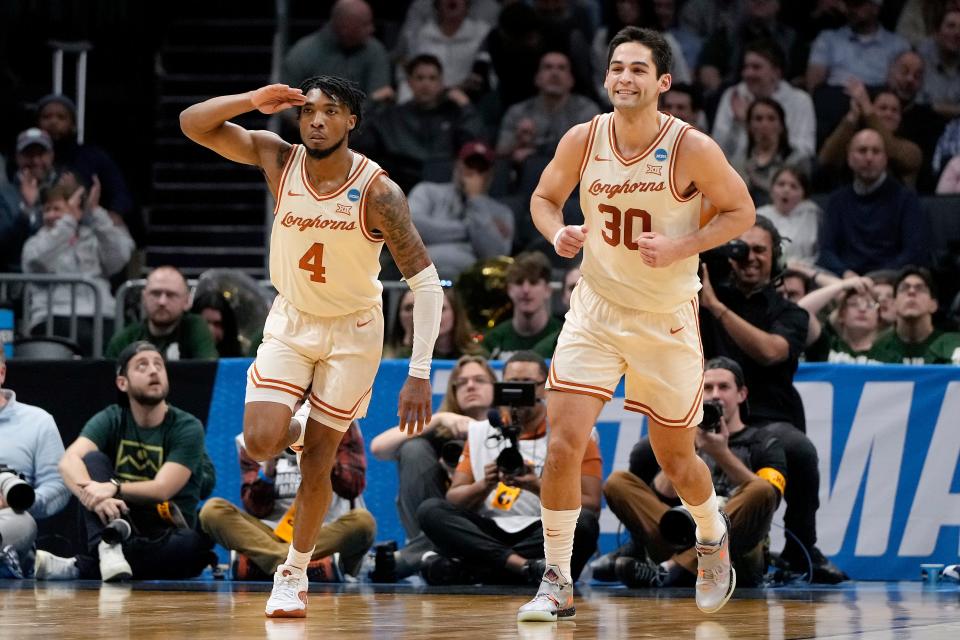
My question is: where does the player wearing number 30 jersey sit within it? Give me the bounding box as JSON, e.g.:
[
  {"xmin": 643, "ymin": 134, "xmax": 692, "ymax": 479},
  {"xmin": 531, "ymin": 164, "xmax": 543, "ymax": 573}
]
[
  {"xmin": 180, "ymin": 75, "xmax": 442, "ymax": 619},
  {"xmin": 518, "ymin": 27, "xmax": 755, "ymax": 622}
]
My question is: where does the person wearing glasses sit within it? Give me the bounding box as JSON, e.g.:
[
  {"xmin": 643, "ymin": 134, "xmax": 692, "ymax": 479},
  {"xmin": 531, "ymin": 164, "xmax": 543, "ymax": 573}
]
[
  {"xmin": 796, "ymin": 274, "xmax": 881, "ymax": 363},
  {"xmin": 869, "ymin": 266, "xmax": 960, "ymax": 365},
  {"xmin": 368, "ymin": 354, "xmax": 497, "ymax": 581},
  {"xmin": 415, "ymin": 351, "xmax": 601, "ymax": 586}
]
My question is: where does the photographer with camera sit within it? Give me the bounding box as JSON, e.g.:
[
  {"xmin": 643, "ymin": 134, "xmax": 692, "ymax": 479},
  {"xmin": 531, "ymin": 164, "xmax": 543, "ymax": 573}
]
[
  {"xmin": 699, "ymin": 216, "xmax": 846, "ymax": 583},
  {"xmin": 368, "ymin": 354, "xmax": 498, "ymax": 582},
  {"xmin": 0, "ymin": 345, "xmax": 70, "ymax": 578},
  {"xmin": 34, "ymin": 341, "xmax": 216, "ymax": 582},
  {"xmin": 602, "ymin": 357, "xmax": 785, "ymax": 588},
  {"xmin": 415, "ymin": 351, "xmax": 601, "ymax": 585}
]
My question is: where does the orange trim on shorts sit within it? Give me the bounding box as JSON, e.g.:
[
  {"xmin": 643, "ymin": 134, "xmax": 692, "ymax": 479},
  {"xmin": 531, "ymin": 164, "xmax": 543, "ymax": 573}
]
[
  {"xmin": 272, "ymin": 145, "xmax": 300, "ymax": 216},
  {"xmin": 249, "ymin": 382, "xmax": 304, "ymax": 400},
  {"xmin": 609, "ymin": 114, "xmax": 674, "ymax": 166},
  {"xmin": 577, "ymin": 115, "xmax": 601, "ymax": 179},
  {"xmin": 623, "ymin": 299, "xmax": 705, "ymax": 427},
  {"xmin": 669, "ymin": 124, "xmax": 700, "ymax": 202},
  {"xmin": 308, "ymin": 387, "xmax": 371, "ymax": 420},
  {"xmin": 251, "ymin": 364, "xmax": 307, "ymax": 395},
  {"xmin": 301, "ymin": 152, "xmax": 368, "ymax": 201},
  {"xmin": 547, "ymin": 361, "xmax": 614, "ymax": 402},
  {"xmin": 359, "ymin": 170, "xmax": 386, "ymax": 243}
]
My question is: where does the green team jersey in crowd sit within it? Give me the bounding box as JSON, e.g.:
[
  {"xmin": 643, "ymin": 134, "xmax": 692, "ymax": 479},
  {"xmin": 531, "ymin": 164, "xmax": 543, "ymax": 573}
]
[
  {"xmin": 81, "ymin": 404, "xmax": 214, "ymax": 528},
  {"xmin": 482, "ymin": 316, "xmax": 562, "ymax": 361},
  {"xmin": 805, "ymin": 322, "xmax": 879, "ymax": 364},
  {"xmin": 868, "ymin": 328, "xmax": 960, "ymax": 365},
  {"xmin": 106, "ymin": 313, "xmax": 217, "ymax": 360}
]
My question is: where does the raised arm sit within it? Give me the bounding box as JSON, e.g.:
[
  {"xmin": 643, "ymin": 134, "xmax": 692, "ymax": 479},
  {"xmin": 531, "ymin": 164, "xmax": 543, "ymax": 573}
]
[
  {"xmin": 179, "ymin": 84, "xmax": 305, "ymax": 195},
  {"xmin": 530, "ymin": 122, "xmax": 593, "ymax": 258},
  {"xmin": 366, "ymin": 175, "xmax": 442, "ymax": 434}
]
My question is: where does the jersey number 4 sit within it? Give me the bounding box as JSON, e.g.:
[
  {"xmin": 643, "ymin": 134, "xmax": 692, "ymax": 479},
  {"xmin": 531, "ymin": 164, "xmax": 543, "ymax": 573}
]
[
  {"xmin": 298, "ymin": 243, "xmax": 326, "ymax": 283},
  {"xmin": 599, "ymin": 204, "xmax": 651, "ymax": 249}
]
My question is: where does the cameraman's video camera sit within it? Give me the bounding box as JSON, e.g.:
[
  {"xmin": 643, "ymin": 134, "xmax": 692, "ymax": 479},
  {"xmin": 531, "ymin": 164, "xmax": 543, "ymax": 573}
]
[
  {"xmin": 698, "ymin": 399, "xmax": 724, "ymax": 433},
  {"xmin": 487, "ymin": 381, "xmax": 537, "ymax": 476},
  {"xmin": 700, "ymin": 239, "xmax": 749, "ymax": 283},
  {"xmin": 0, "ymin": 466, "xmax": 35, "ymax": 513}
]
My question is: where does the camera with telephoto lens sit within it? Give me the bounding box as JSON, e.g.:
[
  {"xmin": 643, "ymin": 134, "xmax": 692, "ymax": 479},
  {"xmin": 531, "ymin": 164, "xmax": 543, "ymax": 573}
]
[
  {"xmin": 698, "ymin": 399, "xmax": 724, "ymax": 433},
  {"xmin": 700, "ymin": 239, "xmax": 749, "ymax": 283},
  {"xmin": 487, "ymin": 381, "xmax": 537, "ymax": 476},
  {"xmin": 0, "ymin": 466, "xmax": 36, "ymax": 513}
]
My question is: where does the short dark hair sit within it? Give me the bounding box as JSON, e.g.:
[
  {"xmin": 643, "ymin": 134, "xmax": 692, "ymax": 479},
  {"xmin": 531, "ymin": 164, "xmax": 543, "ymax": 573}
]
[
  {"xmin": 505, "ymin": 350, "xmax": 549, "ymax": 380},
  {"xmin": 705, "ymin": 356, "xmax": 746, "ymax": 389},
  {"xmin": 116, "ymin": 340, "xmax": 163, "ymax": 376},
  {"xmin": 505, "ymin": 251, "xmax": 552, "ymax": 285},
  {"xmin": 606, "ymin": 26, "xmax": 672, "ymax": 77},
  {"xmin": 40, "ymin": 183, "xmax": 75, "ymax": 206},
  {"xmin": 743, "ymin": 39, "xmax": 786, "ymax": 72},
  {"xmin": 298, "ymin": 75, "xmax": 366, "ymax": 129},
  {"xmin": 663, "ymin": 82, "xmax": 702, "ymax": 111},
  {"xmin": 781, "ymin": 269, "xmax": 813, "ymax": 295},
  {"xmin": 894, "ymin": 265, "xmax": 937, "ymax": 299},
  {"xmin": 405, "ymin": 53, "xmax": 443, "ymax": 76}
]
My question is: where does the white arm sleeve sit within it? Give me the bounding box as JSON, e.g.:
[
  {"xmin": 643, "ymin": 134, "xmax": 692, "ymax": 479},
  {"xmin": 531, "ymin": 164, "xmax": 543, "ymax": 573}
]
[{"xmin": 404, "ymin": 263, "xmax": 443, "ymax": 379}]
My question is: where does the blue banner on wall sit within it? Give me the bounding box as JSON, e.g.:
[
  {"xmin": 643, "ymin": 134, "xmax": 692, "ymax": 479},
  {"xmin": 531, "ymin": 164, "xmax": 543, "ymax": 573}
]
[{"xmin": 202, "ymin": 360, "xmax": 960, "ymax": 580}]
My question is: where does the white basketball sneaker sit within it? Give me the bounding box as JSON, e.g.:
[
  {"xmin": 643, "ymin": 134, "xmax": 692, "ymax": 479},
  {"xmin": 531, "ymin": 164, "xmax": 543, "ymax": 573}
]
[
  {"xmin": 265, "ymin": 564, "xmax": 309, "ymax": 618},
  {"xmin": 98, "ymin": 540, "xmax": 132, "ymax": 582},
  {"xmin": 33, "ymin": 550, "xmax": 79, "ymax": 580}
]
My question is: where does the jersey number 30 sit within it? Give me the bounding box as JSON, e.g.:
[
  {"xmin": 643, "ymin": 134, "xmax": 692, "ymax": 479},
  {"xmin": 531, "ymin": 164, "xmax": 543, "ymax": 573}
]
[
  {"xmin": 599, "ymin": 204, "xmax": 651, "ymax": 249},
  {"xmin": 299, "ymin": 243, "xmax": 326, "ymax": 283}
]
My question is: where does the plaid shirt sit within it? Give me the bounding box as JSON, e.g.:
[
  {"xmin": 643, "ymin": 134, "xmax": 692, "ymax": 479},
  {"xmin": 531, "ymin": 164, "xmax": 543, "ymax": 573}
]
[{"xmin": 240, "ymin": 421, "xmax": 367, "ymax": 518}]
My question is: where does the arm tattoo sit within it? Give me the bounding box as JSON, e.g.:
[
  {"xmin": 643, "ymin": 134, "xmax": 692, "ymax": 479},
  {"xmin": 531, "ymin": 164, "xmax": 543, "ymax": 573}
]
[{"xmin": 369, "ymin": 178, "xmax": 431, "ymax": 278}]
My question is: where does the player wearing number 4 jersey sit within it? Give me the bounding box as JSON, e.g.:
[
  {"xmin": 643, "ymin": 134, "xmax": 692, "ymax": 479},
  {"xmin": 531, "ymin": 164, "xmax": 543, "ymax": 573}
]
[
  {"xmin": 517, "ymin": 27, "xmax": 755, "ymax": 622},
  {"xmin": 180, "ymin": 77, "xmax": 443, "ymax": 618}
]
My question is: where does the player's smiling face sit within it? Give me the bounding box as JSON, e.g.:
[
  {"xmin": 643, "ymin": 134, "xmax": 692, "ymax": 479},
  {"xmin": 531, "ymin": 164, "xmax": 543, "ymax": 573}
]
[
  {"xmin": 604, "ymin": 42, "xmax": 671, "ymax": 110},
  {"xmin": 298, "ymin": 89, "xmax": 356, "ymax": 155}
]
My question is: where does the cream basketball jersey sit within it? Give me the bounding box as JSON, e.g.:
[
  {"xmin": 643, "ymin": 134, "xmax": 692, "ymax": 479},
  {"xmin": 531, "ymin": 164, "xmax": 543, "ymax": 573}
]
[
  {"xmin": 578, "ymin": 112, "xmax": 703, "ymax": 313},
  {"xmin": 270, "ymin": 145, "xmax": 385, "ymax": 317}
]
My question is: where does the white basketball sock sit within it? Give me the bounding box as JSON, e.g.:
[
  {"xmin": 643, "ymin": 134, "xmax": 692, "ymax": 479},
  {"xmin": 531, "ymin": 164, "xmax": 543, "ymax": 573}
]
[
  {"xmin": 541, "ymin": 506, "xmax": 580, "ymax": 583},
  {"xmin": 285, "ymin": 545, "xmax": 315, "ymax": 571},
  {"xmin": 681, "ymin": 489, "xmax": 726, "ymax": 544}
]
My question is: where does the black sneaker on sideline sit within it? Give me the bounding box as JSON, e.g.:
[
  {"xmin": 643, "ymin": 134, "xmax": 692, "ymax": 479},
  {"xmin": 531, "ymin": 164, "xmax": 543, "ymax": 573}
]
[
  {"xmin": 420, "ymin": 553, "xmax": 472, "ymax": 586},
  {"xmin": 523, "ymin": 558, "xmax": 547, "ymax": 585},
  {"xmin": 809, "ymin": 547, "xmax": 849, "ymax": 584},
  {"xmin": 589, "ymin": 541, "xmax": 637, "ymax": 582},
  {"xmin": 615, "ymin": 556, "xmax": 664, "ymax": 588}
]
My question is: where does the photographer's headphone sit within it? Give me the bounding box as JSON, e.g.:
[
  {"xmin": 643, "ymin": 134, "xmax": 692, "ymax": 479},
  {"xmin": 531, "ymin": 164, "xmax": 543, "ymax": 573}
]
[{"xmin": 753, "ymin": 214, "xmax": 788, "ymax": 283}]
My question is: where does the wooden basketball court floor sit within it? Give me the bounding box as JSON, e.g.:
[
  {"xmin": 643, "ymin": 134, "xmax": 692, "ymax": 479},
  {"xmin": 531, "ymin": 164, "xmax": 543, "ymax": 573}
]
[{"xmin": 2, "ymin": 580, "xmax": 958, "ymax": 639}]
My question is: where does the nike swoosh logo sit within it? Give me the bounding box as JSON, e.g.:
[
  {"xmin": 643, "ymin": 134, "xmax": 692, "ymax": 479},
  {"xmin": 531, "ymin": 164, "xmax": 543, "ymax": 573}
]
[
  {"xmin": 670, "ymin": 326, "xmax": 684, "ymax": 335},
  {"xmin": 287, "ymin": 189, "xmax": 304, "ymax": 197},
  {"xmin": 356, "ymin": 318, "xmax": 373, "ymax": 328},
  {"xmin": 594, "ymin": 154, "xmax": 611, "ymax": 162}
]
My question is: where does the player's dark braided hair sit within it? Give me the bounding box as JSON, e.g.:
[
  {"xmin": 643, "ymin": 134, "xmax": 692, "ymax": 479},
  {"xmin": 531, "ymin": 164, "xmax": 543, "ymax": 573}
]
[{"xmin": 297, "ymin": 75, "xmax": 366, "ymax": 129}]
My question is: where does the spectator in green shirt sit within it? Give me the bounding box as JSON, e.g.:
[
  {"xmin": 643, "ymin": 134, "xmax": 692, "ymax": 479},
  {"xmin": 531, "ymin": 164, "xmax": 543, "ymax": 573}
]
[
  {"xmin": 483, "ymin": 251, "xmax": 560, "ymax": 361},
  {"xmin": 869, "ymin": 266, "xmax": 960, "ymax": 364},
  {"xmin": 34, "ymin": 341, "xmax": 216, "ymax": 582},
  {"xmin": 106, "ymin": 265, "xmax": 217, "ymax": 360}
]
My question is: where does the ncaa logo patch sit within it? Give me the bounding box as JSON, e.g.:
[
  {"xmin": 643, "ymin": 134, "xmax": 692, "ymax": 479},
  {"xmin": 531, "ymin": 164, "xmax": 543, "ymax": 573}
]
[
  {"xmin": 347, "ymin": 188, "xmax": 361, "ymax": 202},
  {"xmin": 654, "ymin": 148, "xmax": 668, "ymax": 162}
]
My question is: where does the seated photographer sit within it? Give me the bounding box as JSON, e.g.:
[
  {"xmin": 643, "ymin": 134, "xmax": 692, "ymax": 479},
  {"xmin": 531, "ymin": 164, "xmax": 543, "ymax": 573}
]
[
  {"xmin": 368, "ymin": 354, "xmax": 497, "ymax": 582},
  {"xmin": 699, "ymin": 216, "xmax": 847, "ymax": 583},
  {"xmin": 35, "ymin": 341, "xmax": 216, "ymax": 581},
  {"xmin": 416, "ymin": 351, "xmax": 601, "ymax": 585},
  {"xmin": 600, "ymin": 357, "xmax": 785, "ymax": 589},
  {"xmin": 0, "ymin": 346, "xmax": 70, "ymax": 578},
  {"xmin": 200, "ymin": 401, "xmax": 375, "ymax": 582}
]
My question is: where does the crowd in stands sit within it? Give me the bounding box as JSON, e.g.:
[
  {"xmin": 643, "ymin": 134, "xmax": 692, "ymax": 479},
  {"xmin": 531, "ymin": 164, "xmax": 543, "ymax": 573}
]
[{"xmin": 2, "ymin": 0, "xmax": 960, "ymax": 589}]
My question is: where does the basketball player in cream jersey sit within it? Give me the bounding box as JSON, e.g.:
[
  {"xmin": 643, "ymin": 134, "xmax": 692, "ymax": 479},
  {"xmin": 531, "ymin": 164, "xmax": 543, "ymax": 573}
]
[
  {"xmin": 517, "ymin": 27, "xmax": 756, "ymax": 621},
  {"xmin": 180, "ymin": 76, "xmax": 443, "ymax": 618}
]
